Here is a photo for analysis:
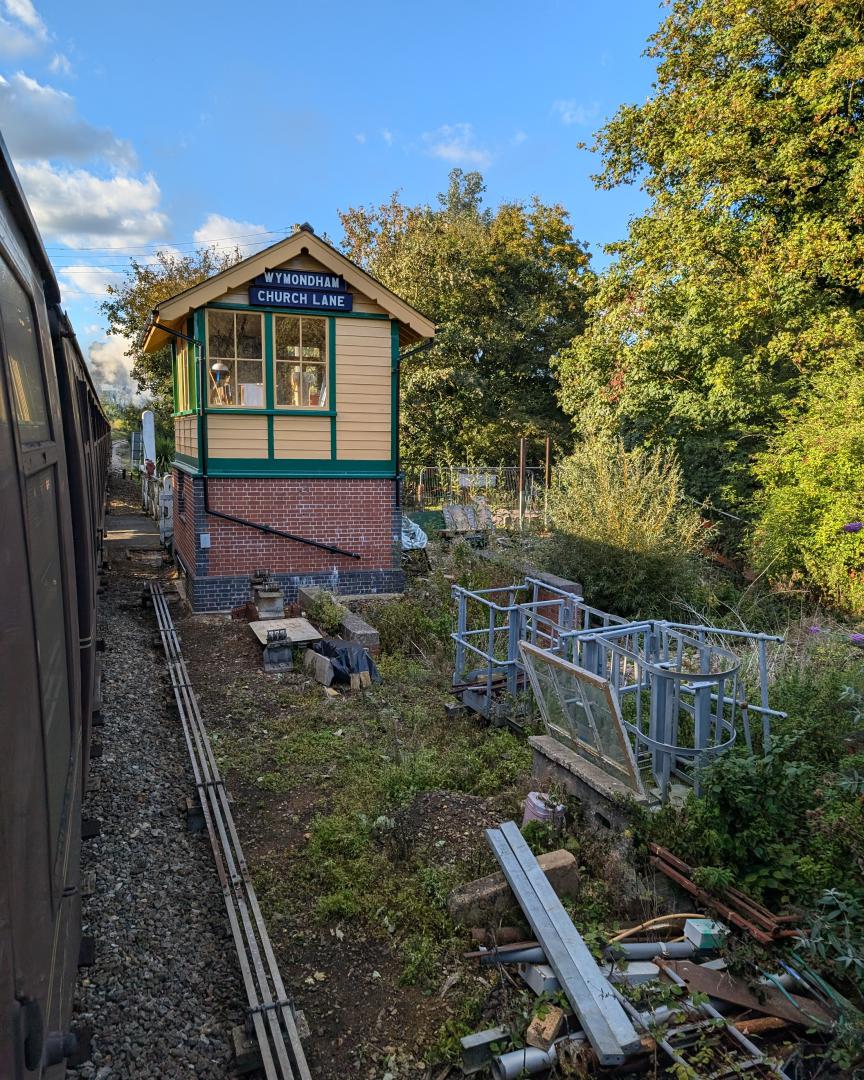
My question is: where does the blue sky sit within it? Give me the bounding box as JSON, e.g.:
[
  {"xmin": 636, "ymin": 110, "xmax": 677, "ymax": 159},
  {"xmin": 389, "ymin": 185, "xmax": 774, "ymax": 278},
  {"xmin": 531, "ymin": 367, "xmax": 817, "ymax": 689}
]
[{"xmin": 0, "ymin": 0, "xmax": 662, "ymax": 394}]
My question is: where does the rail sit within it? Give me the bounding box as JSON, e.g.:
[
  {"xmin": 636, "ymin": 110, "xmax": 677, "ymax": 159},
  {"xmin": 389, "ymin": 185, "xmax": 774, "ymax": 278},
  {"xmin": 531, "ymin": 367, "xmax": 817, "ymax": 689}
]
[{"xmin": 150, "ymin": 583, "xmax": 311, "ymax": 1080}]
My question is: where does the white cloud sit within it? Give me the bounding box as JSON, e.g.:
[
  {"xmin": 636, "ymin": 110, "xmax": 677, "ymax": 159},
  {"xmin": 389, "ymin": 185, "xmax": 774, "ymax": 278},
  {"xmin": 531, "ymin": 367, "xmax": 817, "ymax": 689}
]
[
  {"xmin": 57, "ymin": 263, "xmax": 124, "ymax": 302},
  {"xmin": 17, "ymin": 161, "xmax": 168, "ymax": 248},
  {"xmin": 552, "ymin": 100, "xmax": 599, "ymax": 126},
  {"xmin": 0, "ymin": 0, "xmax": 47, "ymax": 57},
  {"xmin": 511, "ymin": 130, "xmax": 528, "ymax": 146},
  {"xmin": 354, "ymin": 132, "xmax": 366, "ymax": 144},
  {"xmin": 380, "ymin": 128, "xmax": 393, "ymax": 146},
  {"xmin": 193, "ymin": 212, "xmax": 270, "ymax": 254},
  {"xmin": 48, "ymin": 51, "xmax": 71, "ymax": 75},
  {"xmin": 86, "ymin": 335, "xmax": 135, "ymax": 395},
  {"xmin": 5, "ymin": 0, "xmax": 45, "ymax": 33},
  {"xmin": 0, "ymin": 72, "xmax": 135, "ymax": 166},
  {"xmin": 422, "ymin": 123, "xmax": 491, "ymax": 168}
]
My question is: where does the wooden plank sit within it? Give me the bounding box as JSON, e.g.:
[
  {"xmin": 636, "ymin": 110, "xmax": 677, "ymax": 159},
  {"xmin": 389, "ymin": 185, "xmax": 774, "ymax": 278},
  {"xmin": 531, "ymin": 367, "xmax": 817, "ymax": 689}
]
[
  {"xmin": 485, "ymin": 827, "xmax": 630, "ymax": 1065},
  {"xmin": 498, "ymin": 822, "xmax": 641, "ymax": 1056}
]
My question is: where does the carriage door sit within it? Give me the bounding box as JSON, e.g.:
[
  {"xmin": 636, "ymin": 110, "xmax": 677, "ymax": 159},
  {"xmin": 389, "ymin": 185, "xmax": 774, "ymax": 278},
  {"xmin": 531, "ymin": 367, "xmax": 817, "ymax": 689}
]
[{"xmin": 0, "ymin": 253, "xmax": 76, "ymax": 1074}]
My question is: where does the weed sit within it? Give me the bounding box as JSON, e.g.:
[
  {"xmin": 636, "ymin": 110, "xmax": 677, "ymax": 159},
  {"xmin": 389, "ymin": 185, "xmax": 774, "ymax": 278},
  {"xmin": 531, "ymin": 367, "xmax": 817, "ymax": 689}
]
[{"xmin": 302, "ymin": 590, "xmax": 347, "ymax": 635}]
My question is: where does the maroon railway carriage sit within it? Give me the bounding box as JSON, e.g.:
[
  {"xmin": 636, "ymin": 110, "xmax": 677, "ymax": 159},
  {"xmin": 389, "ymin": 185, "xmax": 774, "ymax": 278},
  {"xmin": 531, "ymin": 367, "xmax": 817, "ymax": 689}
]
[{"xmin": 0, "ymin": 130, "xmax": 109, "ymax": 1077}]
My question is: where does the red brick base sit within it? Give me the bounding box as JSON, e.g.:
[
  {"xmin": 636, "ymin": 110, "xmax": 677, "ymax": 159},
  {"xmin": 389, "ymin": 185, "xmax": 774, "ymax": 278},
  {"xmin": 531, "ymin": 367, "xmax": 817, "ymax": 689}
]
[{"xmin": 171, "ymin": 472, "xmax": 402, "ymax": 608}]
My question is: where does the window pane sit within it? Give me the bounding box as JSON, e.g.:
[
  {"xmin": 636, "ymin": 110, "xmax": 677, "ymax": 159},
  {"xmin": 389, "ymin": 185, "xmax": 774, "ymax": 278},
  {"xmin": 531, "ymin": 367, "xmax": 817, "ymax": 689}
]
[
  {"xmin": 0, "ymin": 256, "xmax": 50, "ymax": 443},
  {"xmin": 176, "ymin": 342, "xmax": 188, "ymax": 410},
  {"xmin": 236, "ymin": 313, "xmax": 262, "ymax": 358},
  {"xmin": 237, "ymin": 360, "xmax": 264, "ymax": 406},
  {"xmin": 303, "ymin": 363, "xmax": 326, "ymax": 407},
  {"xmin": 301, "ymin": 317, "xmax": 325, "ymax": 362},
  {"xmin": 208, "ymin": 310, "xmax": 234, "ymax": 358},
  {"xmin": 209, "ymin": 358, "xmax": 235, "ymax": 405},
  {"xmin": 276, "ymin": 361, "xmax": 302, "ymax": 406},
  {"xmin": 274, "ymin": 315, "xmax": 300, "ymax": 360}
]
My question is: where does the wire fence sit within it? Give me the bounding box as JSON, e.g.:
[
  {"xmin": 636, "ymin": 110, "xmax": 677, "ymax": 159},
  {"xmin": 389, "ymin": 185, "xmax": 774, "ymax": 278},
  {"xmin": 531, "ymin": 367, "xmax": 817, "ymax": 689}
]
[{"xmin": 403, "ymin": 465, "xmax": 549, "ymax": 513}]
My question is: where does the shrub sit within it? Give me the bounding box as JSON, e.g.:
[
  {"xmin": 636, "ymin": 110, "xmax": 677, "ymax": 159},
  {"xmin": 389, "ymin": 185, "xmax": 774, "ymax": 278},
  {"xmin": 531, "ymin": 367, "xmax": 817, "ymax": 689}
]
[
  {"xmin": 303, "ymin": 590, "xmax": 347, "ymax": 636},
  {"xmin": 750, "ymin": 356, "xmax": 864, "ymax": 615},
  {"xmin": 542, "ymin": 436, "xmax": 703, "ymax": 616}
]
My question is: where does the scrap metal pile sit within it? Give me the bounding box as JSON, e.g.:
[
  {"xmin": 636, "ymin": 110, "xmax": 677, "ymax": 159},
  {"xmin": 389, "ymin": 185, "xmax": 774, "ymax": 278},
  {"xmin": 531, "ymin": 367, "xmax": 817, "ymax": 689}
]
[{"xmin": 459, "ymin": 821, "xmax": 841, "ymax": 1079}]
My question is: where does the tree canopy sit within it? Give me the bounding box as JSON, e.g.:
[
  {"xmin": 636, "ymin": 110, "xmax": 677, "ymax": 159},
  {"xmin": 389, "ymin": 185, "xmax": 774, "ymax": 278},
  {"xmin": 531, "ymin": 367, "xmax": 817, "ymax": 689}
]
[
  {"xmin": 340, "ymin": 170, "xmax": 592, "ymax": 467},
  {"xmin": 100, "ymin": 246, "xmax": 245, "ymax": 414},
  {"xmin": 555, "ymin": 0, "xmax": 864, "ymax": 515}
]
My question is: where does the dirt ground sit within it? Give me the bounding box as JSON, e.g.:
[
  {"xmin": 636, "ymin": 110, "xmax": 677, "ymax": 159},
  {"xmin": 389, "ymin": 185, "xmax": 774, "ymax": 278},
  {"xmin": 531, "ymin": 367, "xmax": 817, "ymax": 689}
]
[{"xmin": 177, "ymin": 604, "xmax": 526, "ymax": 1079}]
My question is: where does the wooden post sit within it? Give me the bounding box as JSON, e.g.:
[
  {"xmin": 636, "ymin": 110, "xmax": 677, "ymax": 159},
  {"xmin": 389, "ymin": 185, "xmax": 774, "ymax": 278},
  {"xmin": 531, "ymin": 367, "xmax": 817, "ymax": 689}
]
[
  {"xmin": 544, "ymin": 435, "xmax": 551, "ymax": 528},
  {"xmin": 518, "ymin": 437, "xmax": 527, "ymax": 531}
]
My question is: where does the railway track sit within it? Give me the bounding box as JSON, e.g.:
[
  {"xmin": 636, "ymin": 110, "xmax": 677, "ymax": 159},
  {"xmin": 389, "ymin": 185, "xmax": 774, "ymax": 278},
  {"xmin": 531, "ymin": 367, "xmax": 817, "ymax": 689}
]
[{"xmin": 150, "ymin": 582, "xmax": 311, "ymax": 1080}]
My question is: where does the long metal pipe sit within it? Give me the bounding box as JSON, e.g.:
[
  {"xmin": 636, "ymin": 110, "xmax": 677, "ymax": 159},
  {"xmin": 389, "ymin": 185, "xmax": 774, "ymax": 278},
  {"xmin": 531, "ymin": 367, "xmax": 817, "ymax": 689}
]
[{"xmin": 608, "ymin": 941, "xmax": 697, "ymax": 961}]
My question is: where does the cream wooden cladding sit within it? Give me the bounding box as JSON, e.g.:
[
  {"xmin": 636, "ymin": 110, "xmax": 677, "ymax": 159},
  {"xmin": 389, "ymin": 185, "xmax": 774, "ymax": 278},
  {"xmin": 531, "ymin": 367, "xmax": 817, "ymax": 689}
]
[
  {"xmin": 336, "ymin": 316, "xmax": 391, "ymax": 460},
  {"xmin": 208, "ymin": 413, "xmax": 268, "ymax": 458},
  {"xmin": 273, "ymin": 415, "xmax": 330, "ymax": 459}
]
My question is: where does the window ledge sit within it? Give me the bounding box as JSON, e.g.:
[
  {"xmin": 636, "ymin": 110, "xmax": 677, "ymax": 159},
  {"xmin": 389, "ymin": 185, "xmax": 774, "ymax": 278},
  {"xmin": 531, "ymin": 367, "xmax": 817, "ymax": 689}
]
[{"xmin": 205, "ymin": 406, "xmax": 335, "ymax": 416}]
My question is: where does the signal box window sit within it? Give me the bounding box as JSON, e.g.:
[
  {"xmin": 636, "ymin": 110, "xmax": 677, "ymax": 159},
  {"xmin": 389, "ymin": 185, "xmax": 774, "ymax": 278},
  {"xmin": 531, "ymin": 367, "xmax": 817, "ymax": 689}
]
[
  {"xmin": 274, "ymin": 315, "xmax": 327, "ymax": 408},
  {"xmin": 207, "ymin": 310, "xmax": 263, "ymax": 407}
]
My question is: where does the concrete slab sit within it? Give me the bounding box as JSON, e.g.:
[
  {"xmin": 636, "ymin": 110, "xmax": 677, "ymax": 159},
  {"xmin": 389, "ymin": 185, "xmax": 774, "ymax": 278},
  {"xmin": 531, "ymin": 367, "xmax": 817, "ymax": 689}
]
[
  {"xmin": 339, "ymin": 609, "xmax": 379, "ymax": 652},
  {"xmin": 105, "ymin": 513, "xmax": 161, "ymax": 551},
  {"xmin": 248, "ymin": 618, "xmax": 322, "ymax": 645},
  {"xmin": 529, "ymin": 735, "xmax": 653, "ymax": 830}
]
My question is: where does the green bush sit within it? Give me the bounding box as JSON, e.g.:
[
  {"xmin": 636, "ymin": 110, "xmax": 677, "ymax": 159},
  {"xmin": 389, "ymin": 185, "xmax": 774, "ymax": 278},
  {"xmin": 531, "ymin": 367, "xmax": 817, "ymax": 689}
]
[
  {"xmin": 303, "ymin": 590, "xmax": 347, "ymax": 636},
  {"xmin": 541, "ymin": 436, "xmax": 703, "ymax": 616},
  {"xmin": 644, "ymin": 656, "xmax": 864, "ymax": 908},
  {"xmin": 750, "ymin": 356, "xmax": 864, "ymax": 615}
]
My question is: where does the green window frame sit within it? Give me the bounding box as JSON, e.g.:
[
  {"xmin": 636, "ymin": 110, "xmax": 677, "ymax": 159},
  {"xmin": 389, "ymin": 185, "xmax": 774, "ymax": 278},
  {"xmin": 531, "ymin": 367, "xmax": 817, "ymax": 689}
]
[{"xmin": 205, "ymin": 308, "xmax": 265, "ymax": 408}]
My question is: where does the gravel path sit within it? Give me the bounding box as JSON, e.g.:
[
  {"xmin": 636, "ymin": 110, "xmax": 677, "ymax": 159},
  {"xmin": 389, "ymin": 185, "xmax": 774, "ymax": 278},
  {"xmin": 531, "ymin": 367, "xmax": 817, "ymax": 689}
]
[{"xmin": 69, "ymin": 509, "xmax": 243, "ymax": 1078}]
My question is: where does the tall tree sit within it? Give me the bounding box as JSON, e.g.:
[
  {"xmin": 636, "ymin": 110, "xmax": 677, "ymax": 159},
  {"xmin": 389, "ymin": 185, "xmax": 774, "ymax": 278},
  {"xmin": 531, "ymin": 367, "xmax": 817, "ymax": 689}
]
[
  {"xmin": 340, "ymin": 170, "xmax": 592, "ymax": 467},
  {"xmin": 100, "ymin": 246, "xmax": 245, "ymax": 415},
  {"xmin": 555, "ymin": 0, "xmax": 864, "ymax": 513}
]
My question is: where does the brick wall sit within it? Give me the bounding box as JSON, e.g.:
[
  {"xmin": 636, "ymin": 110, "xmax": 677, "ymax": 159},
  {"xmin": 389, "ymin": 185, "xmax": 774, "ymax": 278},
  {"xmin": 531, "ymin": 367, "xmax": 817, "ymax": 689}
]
[
  {"xmin": 171, "ymin": 471, "xmax": 404, "ymax": 610},
  {"xmin": 172, "ymin": 469, "xmax": 200, "ymax": 576}
]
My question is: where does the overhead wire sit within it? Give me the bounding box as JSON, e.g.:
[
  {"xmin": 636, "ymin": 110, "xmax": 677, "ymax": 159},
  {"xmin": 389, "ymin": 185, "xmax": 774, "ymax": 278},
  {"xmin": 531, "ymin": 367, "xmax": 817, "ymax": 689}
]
[{"xmin": 45, "ymin": 226, "xmax": 293, "ymax": 255}]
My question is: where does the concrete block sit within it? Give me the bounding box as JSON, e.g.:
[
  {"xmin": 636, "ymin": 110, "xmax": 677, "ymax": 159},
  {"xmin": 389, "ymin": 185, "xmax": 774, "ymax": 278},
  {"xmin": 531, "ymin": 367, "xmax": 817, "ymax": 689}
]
[
  {"xmin": 530, "ymin": 569, "xmax": 583, "ymax": 598},
  {"xmin": 447, "ymin": 848, "xmax": 579, "ymax": 925},
  {"xmin": 339, "ymin": 609, "xmax": 380, "ymax": 652},
  {"xmin": 529, "ymin": 735, "xmax": 652, "ymax": 831},
  {"xmin": 297, "ymin": 584, "xmax": 324, "ymax": 611},
  {"xmin": 303, "ymin": 648, "xmax": 334, "ymax": 687}
]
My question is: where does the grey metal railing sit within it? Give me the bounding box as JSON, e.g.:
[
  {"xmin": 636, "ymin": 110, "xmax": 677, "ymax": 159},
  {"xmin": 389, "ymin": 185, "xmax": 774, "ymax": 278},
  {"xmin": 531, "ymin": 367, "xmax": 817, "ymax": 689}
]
[{"xmin": 452, "ymin": 580, "xmax": 787, "ymax": 801}]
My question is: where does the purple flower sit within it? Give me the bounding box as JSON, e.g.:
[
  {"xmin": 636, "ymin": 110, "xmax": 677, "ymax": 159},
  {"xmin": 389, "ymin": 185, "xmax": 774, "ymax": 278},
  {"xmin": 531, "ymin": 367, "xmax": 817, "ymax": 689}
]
[
  {"xmin": 850, "ymin": 634, "xmax": 864, "ymax": 647},
  {"xmin": 807, "ymin": 626, "xmax": 822, "ymax": 634},
  {"xmin": 843, "ymin": 522, "xmax": 864, "ymax": 533}
]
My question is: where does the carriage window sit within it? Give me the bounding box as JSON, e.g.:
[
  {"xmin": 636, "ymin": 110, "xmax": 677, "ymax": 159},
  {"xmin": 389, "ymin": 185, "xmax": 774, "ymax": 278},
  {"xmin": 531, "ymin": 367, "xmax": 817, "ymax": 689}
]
[
  {"xmin": 0, "ymin": 255, "xmax": 51, "ymax": 442},
  {"xmin": 206, "ymin": 309, "xmax": 264, "ymax": 407},
  {"xmin": 274, "ymin": 315, "xmax": 328, "ymax": 408}
]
